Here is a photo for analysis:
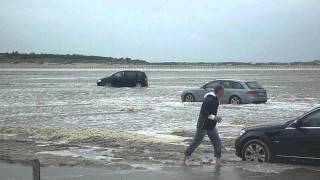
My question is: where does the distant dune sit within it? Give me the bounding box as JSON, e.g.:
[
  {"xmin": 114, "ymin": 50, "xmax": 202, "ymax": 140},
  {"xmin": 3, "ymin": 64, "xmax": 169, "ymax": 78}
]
[{"xmin": 0, "ymin": 52, "xmax": 319, "ymax": 68}]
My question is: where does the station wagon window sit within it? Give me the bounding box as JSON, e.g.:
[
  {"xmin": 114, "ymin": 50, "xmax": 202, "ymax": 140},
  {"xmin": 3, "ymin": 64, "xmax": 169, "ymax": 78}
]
[
  {"xmin": 220, "ymin": 81, "xmax": 232, "ymax": 89},
  {"xmin": 232, "ymin": 82, "xmax": 244, "ymax": 89},
  {"xmin": 113, "ymin": 72, "xmax": 124, "ymax": 78},
  {"xmin": 302, "ymin": 110, "xmax": 320, "ymax": 127},
  {"xmin": 125, "ymin": 71, "xmax": 137, "ymax": 79},
  {"xmin": 246, "ymin": 81, "xmax": 263, "ymax": 89},
  {"xmin": 205, "ymin": 81, "xmax": 219, "ymax": 89}
]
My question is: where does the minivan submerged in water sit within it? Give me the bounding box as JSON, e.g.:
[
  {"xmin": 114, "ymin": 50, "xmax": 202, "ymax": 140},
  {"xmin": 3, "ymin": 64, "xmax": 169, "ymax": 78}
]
[{"xmin": 97, "ymin": 71, "xmax": 148, "ymax": 87}]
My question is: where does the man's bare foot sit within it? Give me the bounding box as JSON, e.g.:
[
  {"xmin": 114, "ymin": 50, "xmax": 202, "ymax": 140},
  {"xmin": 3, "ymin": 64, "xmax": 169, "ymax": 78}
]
[
  {"xmin": 179, "ymin": 155, "xmax": 187, "ymax": 166},
  {"xmin": 215, "ymin": 158, "xmax": 223, "ymax": 166}
]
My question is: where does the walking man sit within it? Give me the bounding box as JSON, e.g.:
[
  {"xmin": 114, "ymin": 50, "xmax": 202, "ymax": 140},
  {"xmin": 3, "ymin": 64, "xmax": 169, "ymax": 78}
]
[{"xmin": 180, "ymin": 85, "xmax": 224, "ymax": 166}]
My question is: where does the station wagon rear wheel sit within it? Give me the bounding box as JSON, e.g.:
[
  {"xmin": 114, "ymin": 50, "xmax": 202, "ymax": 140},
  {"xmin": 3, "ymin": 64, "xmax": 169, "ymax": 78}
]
[
  {"xmin": 242, "ymin": 139, "xmax": 270, "ymax": 163},
  {"xmin": 184, "ymin": 94, "xmax": 195, "ymax": 102},
  {"xmin": 230, "ymin": 96, "xmax": 241, "ymax": 105}
]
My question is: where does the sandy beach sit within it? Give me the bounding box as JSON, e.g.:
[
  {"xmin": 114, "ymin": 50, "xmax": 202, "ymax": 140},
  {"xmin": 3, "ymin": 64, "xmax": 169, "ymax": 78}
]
[
  {"xmin": 0, "ymin": 124, "xmax": 237, "ymax": 168},
  {"xmin": 2, "ymin": 161, "xmax": 320, "ymax": 180}
]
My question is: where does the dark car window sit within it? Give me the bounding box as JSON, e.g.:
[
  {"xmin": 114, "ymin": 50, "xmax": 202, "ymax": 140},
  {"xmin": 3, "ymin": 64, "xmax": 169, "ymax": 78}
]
[
  {"xmin": 113, "ymin": 72, "xmax": 124, "ymax": 78},
  {"xmin": 124, "ymin": 71, "xmax": 137, "ymax": 79},
  {"xmin": 302, "ymin": 110, "xmax": 320, "ymax": 127},
  {"xmin": 205, "ymin": 81, "xmax": 219, "ymax": 89},
  {"xmin": 220, "ymin": 81, "xmax": 232, "ymax": 89},
  {"xmin": 246, "ymin": 81, "xmax": 263, "ymax": 89},
  {"xmin": 232, "ymin": 82, "xmax": 244, "ymax": 89},
  {"xmin": 137, "ymin": 72, "xmax": 145, "ymax": 79}
]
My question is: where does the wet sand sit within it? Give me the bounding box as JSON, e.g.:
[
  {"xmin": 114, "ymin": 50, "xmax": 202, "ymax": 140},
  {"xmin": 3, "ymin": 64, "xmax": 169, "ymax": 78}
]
[
  {"xmin": 1, "ymin": 161, "xmax": 320, "ymax": 180},
  {"xmin": 1, "ymin": 124, "xmax": 320, "ymax": 179},
  {"xmin": 0, "ymin": 124, "xmax": 237, "ymax": 169}
]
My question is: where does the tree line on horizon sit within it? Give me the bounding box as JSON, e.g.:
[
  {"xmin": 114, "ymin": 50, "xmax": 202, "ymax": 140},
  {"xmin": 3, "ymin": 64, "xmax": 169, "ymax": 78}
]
[
  {"xmin": 0, "ymin": 51, "xmax": 148, "ymax": 64},
  {"xmin": 0, "ymin": 51, "xmax": 319, "ymax": 66}
]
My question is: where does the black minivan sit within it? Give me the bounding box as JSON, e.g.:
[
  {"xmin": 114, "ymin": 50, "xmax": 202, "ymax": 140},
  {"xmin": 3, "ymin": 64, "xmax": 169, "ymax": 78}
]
[{"xmin": 97, "ymin": 71, "xmax": 148, "ymax": 87}]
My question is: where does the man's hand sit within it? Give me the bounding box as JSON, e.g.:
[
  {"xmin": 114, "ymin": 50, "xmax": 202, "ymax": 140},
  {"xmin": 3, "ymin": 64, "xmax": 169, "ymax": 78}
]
[{"xmin": 214, "ymin": 116, "xmax": 223, "ymax": 123}]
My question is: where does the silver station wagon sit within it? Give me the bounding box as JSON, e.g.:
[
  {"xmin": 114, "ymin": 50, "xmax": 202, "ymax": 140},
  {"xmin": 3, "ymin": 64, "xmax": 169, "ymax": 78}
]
[{"xmin": 181, "ymin": 79, "xmax": 268, "ymax": 104}]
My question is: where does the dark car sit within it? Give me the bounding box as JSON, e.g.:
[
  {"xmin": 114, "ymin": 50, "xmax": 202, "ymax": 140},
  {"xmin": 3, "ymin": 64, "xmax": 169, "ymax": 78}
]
[
  {"xmin": 235, "ymin": 107, "xmax": 320, "ymax": 163},
  {"xmin": 97, "ymin": 71, "xmax": 148, "ymax": 87}
]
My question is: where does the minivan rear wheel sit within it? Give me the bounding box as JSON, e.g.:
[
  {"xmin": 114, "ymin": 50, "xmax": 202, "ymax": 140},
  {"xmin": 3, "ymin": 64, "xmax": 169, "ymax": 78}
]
[
  {"xmin": 136, "ymin": 83, "xmax": 142, "ymax": 87},
  {"xmin": 242, "ymin": 139, "xmax": 270, "ymax": 163},
  {"xmin": 184, "ymin": 94, "xmax": 195, "ymax": 102},
  {"xmin": 104, "ymin": 82, "xmax": 111, "ymax": 87},
  {"xmin": 229, "ymin": 96, "xmax": 241, "ymax": 105}
]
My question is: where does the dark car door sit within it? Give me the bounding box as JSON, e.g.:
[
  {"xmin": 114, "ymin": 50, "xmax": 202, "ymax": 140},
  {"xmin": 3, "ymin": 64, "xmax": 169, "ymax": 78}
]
[
  {"xmin": 273, "ymin": 109, "xmax": 320, "ymax": 159},
  {"xmin": 124, "ymin": 71, "xmax": 137, "ymax": 87},
  {"xmin": 111, "ymin": 71, "xmax": 125, "ymax": 87},
  {"xmin": 299, "ymin": 110, "xmax": 320, "ymax": 158},
  {"xmin": 271, "ymin": 126, "xmax": 306, "ymax": 158}
]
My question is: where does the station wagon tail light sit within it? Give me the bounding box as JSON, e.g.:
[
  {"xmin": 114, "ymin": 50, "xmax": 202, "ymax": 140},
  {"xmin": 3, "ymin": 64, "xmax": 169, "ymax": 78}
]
[{"xmin": 246, "ymin": 90, "xmax": 256, "ymax": 96}]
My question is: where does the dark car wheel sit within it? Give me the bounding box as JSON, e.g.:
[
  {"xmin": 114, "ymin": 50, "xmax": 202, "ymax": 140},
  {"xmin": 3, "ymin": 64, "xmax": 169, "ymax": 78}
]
[
  {"xmin": 229, "ymin": 95, "xmax": 241, "ymax": 105},
  {"xmin": 104, "ymin": 82, "xmax": 112, "ymax": 87},
  {"xmin": 184, "ymin": 94, "xmax": 195, "ymax": 102},
  {"xmin": 97, "ymin": 82, "xmax": 107, "ymax": 86},
  {"xmin": 242, "ymin": 139, "xmax": 271, "ymax": 163},
  {"xmin": 136, "ymin": 82, "xmax": 142, "ymax": 87}
]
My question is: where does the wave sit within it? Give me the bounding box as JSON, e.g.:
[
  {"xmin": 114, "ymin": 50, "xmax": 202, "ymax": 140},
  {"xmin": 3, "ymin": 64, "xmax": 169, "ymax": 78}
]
[{"xmin": 0, "ymin": 124, "xmax": 184, "ymax": 144}]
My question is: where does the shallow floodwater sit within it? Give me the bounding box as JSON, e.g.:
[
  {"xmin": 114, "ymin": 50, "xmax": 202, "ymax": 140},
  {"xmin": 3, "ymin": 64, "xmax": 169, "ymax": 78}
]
[
  {"xmin": 0, "ymin": 68, "xmax": 319, "ymax": 138},
  {"xmin": 0, "ymin": 68, "xmax": 320, "ymax": 172}
]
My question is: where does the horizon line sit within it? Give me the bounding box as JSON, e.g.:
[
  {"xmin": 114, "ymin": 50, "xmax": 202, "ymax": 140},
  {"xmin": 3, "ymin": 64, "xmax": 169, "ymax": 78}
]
[{"xmin": 1, "ymin": 51, "xmax": 319, "ymax": 64}]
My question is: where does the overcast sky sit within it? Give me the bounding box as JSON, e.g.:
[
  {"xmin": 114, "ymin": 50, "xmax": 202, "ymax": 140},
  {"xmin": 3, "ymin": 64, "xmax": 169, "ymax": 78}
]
[{"xmin": 1, "ymin": 0, "xmax": 320, "ymax": 62}]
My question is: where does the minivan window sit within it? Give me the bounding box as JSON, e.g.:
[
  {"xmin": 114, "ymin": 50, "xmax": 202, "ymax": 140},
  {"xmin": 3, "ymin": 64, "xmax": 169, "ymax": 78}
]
[
  {"xmin": 246, "ymin": 81, "xmax": 263, "ymax": 89},
  {"xmin": 232, "ymin": 82, "xmax": 244, "ymax": 89},
  {"xmin": 302, "ymin": 110, "xmax": 320, "ymax": 127},
  {"xmin": 125, "ymin": 71, "xmax": 136, "ymax": 79},
  {"xmin": 137, "ymin": 72, "xmax": 144, "ymax": 79},
  {"xmin": 114, "ymin": 72, "xmax": 123, "ymax": 78}
]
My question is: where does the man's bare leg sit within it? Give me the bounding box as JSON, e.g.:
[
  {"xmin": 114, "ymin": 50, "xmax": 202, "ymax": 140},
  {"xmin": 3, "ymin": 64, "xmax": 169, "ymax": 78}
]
[
  {"xmin": 179, "ymin": 155, "xmax": 187, "ymax": 166},
  {"xmin": 215, "ymin": 158, "xmax": 222, "ymax": 166}
]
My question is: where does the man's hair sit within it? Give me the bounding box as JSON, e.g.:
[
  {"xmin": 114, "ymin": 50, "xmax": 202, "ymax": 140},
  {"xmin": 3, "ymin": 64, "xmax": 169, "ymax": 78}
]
[{"xmin": 214, "ymin": 85, "xmax": 224, "ymax": 94}]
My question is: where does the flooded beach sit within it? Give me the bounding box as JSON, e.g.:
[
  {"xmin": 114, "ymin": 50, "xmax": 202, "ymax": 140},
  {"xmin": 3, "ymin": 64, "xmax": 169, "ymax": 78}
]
[
  {"xmin": 0, "ymin": 68, "xmax": 319, "ymax": 172},
  {"xmin": 2, "ymin": 0, "xmax": 320, "ymax": 178}
]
